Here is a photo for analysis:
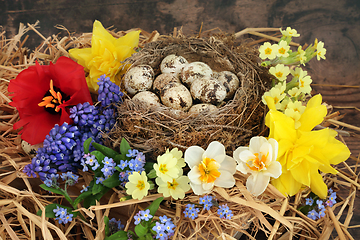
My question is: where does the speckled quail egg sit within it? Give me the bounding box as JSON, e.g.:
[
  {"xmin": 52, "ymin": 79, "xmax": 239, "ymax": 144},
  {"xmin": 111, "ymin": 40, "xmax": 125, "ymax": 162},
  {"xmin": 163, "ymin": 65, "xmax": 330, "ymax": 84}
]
[
  {"xmin": 160, "ymin": 83, "xmax": 193, "ymax": 111},
  {"xmin": 160, "ymin": 54, "xmax": 189, "ymax": 77},
  {"xmin": 21, "ymin": 140, "xmax": 43, "ymax": 158},
  {"xmin": 124, "ymin": 65, "xmax": 154, "ymax": 95},
  {"xmin": 180, "ymin": 62, "xmax": 213, "ymax": 87},
  {"xmin": 152, "ymin": 73, "xmax": 181, "ymax": 96},
  {"xmin": 132, "ymin": 91, "xmax": 161, "ymax": 107},
  {"xmin": 214, "ymin": 71, "xmax": 240, "ymax": 99},
  {"xmin": 189, "ymin": 103, "xmax": 218, "ymax": 115},
  {"xmin": 190, "ymin": 76, "xmax": 227, "ymax": 105}
]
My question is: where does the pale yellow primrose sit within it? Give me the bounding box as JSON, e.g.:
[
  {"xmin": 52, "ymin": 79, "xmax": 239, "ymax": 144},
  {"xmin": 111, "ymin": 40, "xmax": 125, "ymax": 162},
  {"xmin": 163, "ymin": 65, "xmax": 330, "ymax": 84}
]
[
  {"xmin": 269, "ymin": 64, "xmax": 290, "ymax": 82},
  {"xmin": 156, "ymin": 176, "xmax": 190, "ymax": 200},
  {"xmin": 234, "ymin": 136, "xmax": 281, "ymax": 196},
  {"xmin": 259, "ymin": 42, "xmax": 279, "ymax": 60},
  {"xmin": 125, "ymin": 171, "xmax": 150, "ymax": 200},
  {"xmin": 185, "ymin": 141, "xmax": 237, "ymax": 195}
]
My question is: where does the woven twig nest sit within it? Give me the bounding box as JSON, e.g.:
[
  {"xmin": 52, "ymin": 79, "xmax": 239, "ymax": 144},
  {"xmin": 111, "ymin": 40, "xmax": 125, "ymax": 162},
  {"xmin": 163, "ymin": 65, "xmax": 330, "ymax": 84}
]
[{"xmin": 107, "ymin": 35, "xmax": 269, "ymax": 158}]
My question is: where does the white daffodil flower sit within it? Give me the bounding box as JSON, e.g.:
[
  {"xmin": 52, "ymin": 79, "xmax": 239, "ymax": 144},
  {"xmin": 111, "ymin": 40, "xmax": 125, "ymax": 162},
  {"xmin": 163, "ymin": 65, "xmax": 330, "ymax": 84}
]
[
  {"xmin": 234, "ymin": 136, "xmax": 281, "ymax": 196},
  {"xmin": 185, "ymin": 141, "xmax": 236, "ymax": 195}
]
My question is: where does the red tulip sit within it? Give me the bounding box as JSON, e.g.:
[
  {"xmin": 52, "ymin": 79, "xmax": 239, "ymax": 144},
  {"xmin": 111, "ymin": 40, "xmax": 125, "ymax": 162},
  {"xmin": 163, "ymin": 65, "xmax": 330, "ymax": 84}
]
[{"xmin": 8, "ymin": 56, "xmax": 92, "ymax": 145}]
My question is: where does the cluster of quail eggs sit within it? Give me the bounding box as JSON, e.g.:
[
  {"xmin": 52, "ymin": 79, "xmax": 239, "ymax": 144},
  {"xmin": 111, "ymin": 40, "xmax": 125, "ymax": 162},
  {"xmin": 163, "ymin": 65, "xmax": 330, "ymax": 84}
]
[{"xmin": 123, "ymin": 54, "xmax": 240, "ymax": 114}]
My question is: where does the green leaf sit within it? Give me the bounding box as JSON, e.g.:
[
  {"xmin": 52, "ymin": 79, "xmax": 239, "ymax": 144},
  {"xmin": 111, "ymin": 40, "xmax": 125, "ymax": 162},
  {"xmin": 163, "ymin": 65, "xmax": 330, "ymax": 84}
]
[
  {"xmin": 135, "ymin": 223, "xmax": 148, "ymax": 237},
  {"xmin": 83, "ymin": 186, "xmax": 110, "ymax": 208},
  {"xmin": 103, "ymin": 173, "xmax": 121, "ymax": 189},
  {"xmin": 104, "ymin": 230, "xmax": 128, "ymax": 240},
  {"xmin": 104, "ymin": 215, "xmax": 110, "ymax": 236},
  {"xmin": 74, "ymin": 189, "xmax": 93, "ymax": 206},
  {"xmin": 147, "ymin": 197, "xmax": 164, "ymax": 217},
  {"xmin": 120, "ymin": 138, "xmax": 131, "ymax": 155},
  {"xmin": 92, "ymin": 142, "xmax": 119, "ymax": 158},
  {"xmin": 40, "ymin": 184, "xmax": 73, "ymax": 205},
  {"xmin": 91, "ymin": 150, "xmax": 106, "ymax": 162},
  {"xmin": 37, "ymin": 203, "xmax": 75, "ymax": 218},
  {"xmin": 92, "ymin": 182, "xmax": 106, "ymax": 195},
  {"xmin": 83, "ymin": 137, "xmax": 93, "ymax": 154},
  {"xmin": 145, "ymin": 233, "xmax": 154, "ymax": 240},
  {"xmin": 144, "ymin": 162, "xmax": 155, "ymax": 174}
]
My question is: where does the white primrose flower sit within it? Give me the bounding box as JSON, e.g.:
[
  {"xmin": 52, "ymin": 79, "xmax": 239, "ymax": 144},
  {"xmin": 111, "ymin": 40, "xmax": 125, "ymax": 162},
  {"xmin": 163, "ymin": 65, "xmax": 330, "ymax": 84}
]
[
  {"xmin": 185, "ymin": 141, "xmax": 237, "ymax": 195},
  {"xmin": 234, "ymin": 136, "xmax": 281, "ymax": 196}
]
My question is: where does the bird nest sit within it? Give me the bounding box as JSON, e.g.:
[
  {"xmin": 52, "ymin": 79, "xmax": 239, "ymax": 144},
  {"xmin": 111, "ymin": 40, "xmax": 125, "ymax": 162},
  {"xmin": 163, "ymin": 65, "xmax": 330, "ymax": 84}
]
[{"xmin": 106, "ymin": 34, "xmax": 270, "ymax": 159}]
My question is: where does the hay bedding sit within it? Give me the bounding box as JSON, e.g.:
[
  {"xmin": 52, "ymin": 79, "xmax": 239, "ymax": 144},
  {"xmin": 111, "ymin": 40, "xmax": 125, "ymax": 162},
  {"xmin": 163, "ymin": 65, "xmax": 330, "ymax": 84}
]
[{"xmin": 0, "ymin": 22, "xmax": 359, "ymax": 240}]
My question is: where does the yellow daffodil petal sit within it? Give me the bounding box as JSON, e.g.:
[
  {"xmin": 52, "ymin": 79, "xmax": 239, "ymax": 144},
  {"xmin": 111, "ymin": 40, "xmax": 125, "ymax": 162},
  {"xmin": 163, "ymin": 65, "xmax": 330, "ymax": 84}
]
[{"xmin": 309, "ymin": 171, "xmax": 328, "ymax": 199}]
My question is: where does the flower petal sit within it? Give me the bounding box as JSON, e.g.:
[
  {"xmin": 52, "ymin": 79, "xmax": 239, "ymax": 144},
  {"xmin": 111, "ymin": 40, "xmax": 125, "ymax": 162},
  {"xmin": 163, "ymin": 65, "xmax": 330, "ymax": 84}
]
[
  {"xmin": 190, "ymin": 182, "xmax": 207, "ymax": 195},
  {"xmin": 184, "ymin": 146, "xmax": 204, "ymax": 169},
  {"xmin": 187, "ymin": 167, "xmax": 202, "ymax": 185},
  {"xmin": 233, "ymin": 146, "xmax": 248, "ymax": 164},
  {"xmin": 203, "ymin": 141, "xmax": 226, "ymax": 164},
  {"xmin": 310, "ymin": 171, "xmax": 328, "ymax": 199},
  {"xmin": 219, "ymin": 156, "xmax": 237, "ymax": 174},
  {"xmin": 214, "ymin": 170, "xmax": 235, "ymax": 188},
  {"xmin": 246, "ymin": 172, "xmax": 270, "ymax": 196},
  {"xmin": 263, "ymin": 160, "xmax": 282, "ymax": 178}
]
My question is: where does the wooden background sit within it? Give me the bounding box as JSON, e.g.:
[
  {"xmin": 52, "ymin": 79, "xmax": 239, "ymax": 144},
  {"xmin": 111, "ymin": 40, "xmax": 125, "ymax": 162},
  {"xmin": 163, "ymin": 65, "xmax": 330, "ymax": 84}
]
[{"xmin": 1, "ymin": 0, "xmax": 359, "ymax": 238}]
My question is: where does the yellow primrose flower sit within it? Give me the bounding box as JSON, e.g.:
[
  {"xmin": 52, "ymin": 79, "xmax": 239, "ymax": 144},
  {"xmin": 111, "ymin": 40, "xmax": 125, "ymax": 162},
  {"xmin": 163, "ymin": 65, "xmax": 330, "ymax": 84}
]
[
  {"xmin": 316, "ymin": 41, "xmax": 326, "ymax": 61},
  {"xmin": 185, "ymin": 141, "xmax": 237, "ymax": 195},
  {"xmin": 234, "ymin": 136, "xmax": 281, "ymax": 196},
  {"xmin": 276, "ymin": 40, "xmax": 290, "ymax": 58},
  {"xmin": 290, "ymin": 67, "xmax": 307, "ymax": 79},
  {"xmin": 280, "ymin": 27, "xmax": 300, "ymax": 37},
  {"xmin": 153, "ymin": 148, "xmax": 184, "ymax": 182},
  {"xmin": 288, "ymin": 87, "xmax": 301, "ymax": 98},
  {"xmin": 296, "ymin": 46, "xmax": 307, "ymax": 65},
  {"xmin": 259, "ymin": 42, "xmax": 279, "ymax": 60},
  {"xmin": 269, "ymin": 64, "xmax": 290, "ymax": 81},
  {"xmin": 125, "ymin": 171, "xmax": 150, "ymax": 200},
  {"xmin": 265, "ymin": 94, "xmax": 351, "ymax": 199},
  {"xmin": 298, "ymin": 70, "xmax": 312, "ymax": 94},
  {"xmin": 155, "ymin": 176, "xmax": 190, "ymax": 200},
  {"xmin": 262, "ymin": 82, "xmax": 286, "ymax": 109},
  {"xmin": 284, "ymin": 101, "xmax": 305, "ymax": 129},
  {"xmin": 69, "ymin": 20, "xmax": 141, "ymax": 92}
]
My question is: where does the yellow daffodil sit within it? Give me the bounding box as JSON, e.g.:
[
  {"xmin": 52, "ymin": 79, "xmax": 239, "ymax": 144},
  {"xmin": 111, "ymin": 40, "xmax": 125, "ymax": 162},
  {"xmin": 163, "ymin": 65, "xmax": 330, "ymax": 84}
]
[
  {"xmin": 265, "ymin": 94, "xmax": 351, "ymax": 199},
  {"xmin": 280, "ymin": 27, "xmax": 300, "ymax": 37},
  {"xmin": 125, "ymin": 171, "xmax": 150, "ymax": 200},
  {"xmin": 153, "ymin": 148, "xmax": 184, "ymax": 182},
  {"xmin": 316, "ymin": 41, "xmax": 326, "ymax": 60},
  {"xmin": 298, "ymin": 70, "xmax": 312, "ymax": 94},
  {"xmin": 234, "ymin": 136, "xmax": 281, "ymax": 196},
  {"xmin": 262, "ymin": 82, "xmax": 286, "ymax": 110},
  {"xmin": 277, "ymin": 40, "xmax": 290, "ymax": 58},
  {"xmin": 259, "ymin": 42, "xmax": 279, "ymax": 60},
  {"xmin": 185, "ymin": 141, "xmax": 237, "ymax": 195},
  {"xmin": 69, "ymin": 20, "xmax": 141, "ymax": 92},
  {"xmin": 155, "ymin": 176, "xmax": 190, "ymax": 200},
  {"xmin": 269, "ymin": 64, "xmax": 290, "ymax": 81}
]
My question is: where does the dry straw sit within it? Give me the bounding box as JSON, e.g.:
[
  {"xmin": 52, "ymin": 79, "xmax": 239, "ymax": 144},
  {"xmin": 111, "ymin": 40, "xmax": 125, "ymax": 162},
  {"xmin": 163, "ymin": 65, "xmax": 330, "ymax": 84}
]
[{"xmin": 0, "ymin": 22, "xmax": 359, "ymax": 239}]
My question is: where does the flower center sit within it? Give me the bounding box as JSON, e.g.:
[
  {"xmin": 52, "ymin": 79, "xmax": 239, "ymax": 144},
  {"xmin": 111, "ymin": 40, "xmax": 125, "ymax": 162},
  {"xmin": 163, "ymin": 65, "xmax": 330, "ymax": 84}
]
[
  {"xmin": 275, "ymin": 72, "xmax": 283, "ymax": 78},
  {"xmin": 279, "ymin": 48, "xmax": 286, "ymax": 55},
  {"xmin": 265, "ymin": 47, "xmax": 272, "ymax": 55},
  {"xmin": 167, "ymin": 179, "xmax": 179, "ymax": 190},
  {"xmin": 136, "ymin": 180, "xmax": 145, "ymax": 190},
  {"xmin": 198, "ymin": 157, "xmax": 221, "ymax": 183},
  {"xmin": 38, "ymin": 80, "xmax": 68, "ymax": 114},
  {"xmin": 246, "ymin": 153, "xmax": 268, "ymax": 172},
  {"xmin": 159, "ymin": 164, "xmax": 168, "ymax": 174}
]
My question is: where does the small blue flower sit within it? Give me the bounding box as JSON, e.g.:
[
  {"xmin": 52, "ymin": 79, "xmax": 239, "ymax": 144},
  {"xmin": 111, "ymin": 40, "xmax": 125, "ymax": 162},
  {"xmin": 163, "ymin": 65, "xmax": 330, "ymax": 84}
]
[
  {"xmin": 118, "ymin": 160, "xmax": 128, "ymax": 170},
  {"xmin": 183, "ymin": 204, "xmax": 200, "ymax": 220},
  {"xmin": 97, "ymin": 74, "xmax": 124, "ymax": 107},
  {"xmin": 316, "ymin": 199, "xmax": 325, "ymax": 209},
  {"xmin": 135, "ymin": 151, "xmax": 146, "ymax": 163},
  {"xmin": 101, "ymin": 165, "xmax": 115, "ymax": 178},
  {"xmin": 126, "ymin": 149, "xmax": 139, "ymax": 158},
  {"xmin": 152, "ymin": 221, "xmax": 165, "ymax": 233},
  {"xmin": 44, "ymin": 178, "xmax": 53, "ymax": 187},
  {"xmin": 199, "ymin": 195, "xmax": 213, "ymax": 211},
  {"xmin": 69, "ymin": 102, "xmax": 99, "ymax": 127},
  {"xmin": 134, "ymin": 213, "xmax": 141, "ymax": 225},
  {"xmin": 103, "ymin": 157, "xmax": 116, "ymax": 167},
  {"xmin": 108, "ymin": 218, "xmax": 124, "ymax": 233},
  {"xmin": 318, "ymin": 208, "xmax": 326, "ymax": 218},
  {"xmin": 307, "ymin": 209, "xmax": 319, "ymax": 220},
  {"xmin": 159, "ymin": 215, "xmax": 171, "ymax": 224},
  {"xmin": 217, "ymin": 204, "xmax": 233, "ymax": 219},
  {"xmin": 140, "ymin": 209, "xmax": 153, "ymax": 221},
  {"xmin": 96, "ymin": 177, "xmax": 105, "ymax": 184},
  {"xmin": 328, "ymin": 188, "xmax": 334, "ymax": 195},
  {"xmin": 53, "ymin": 206, "xmax": 73, "ymax": 224},
  {"xmin": 80, "ymin": 185, "xmax": 89, "ymax": 193},
  {"xmin": 305, "ymin": 197, "xmax": 313, "ymax": 206},
  {"xmin": 156, "ymin": 231, "xmax": 167, "ymax": 240},
  {"xmin": 164, "ymin": 221, "xmax": 175, "ymax": 233}
]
